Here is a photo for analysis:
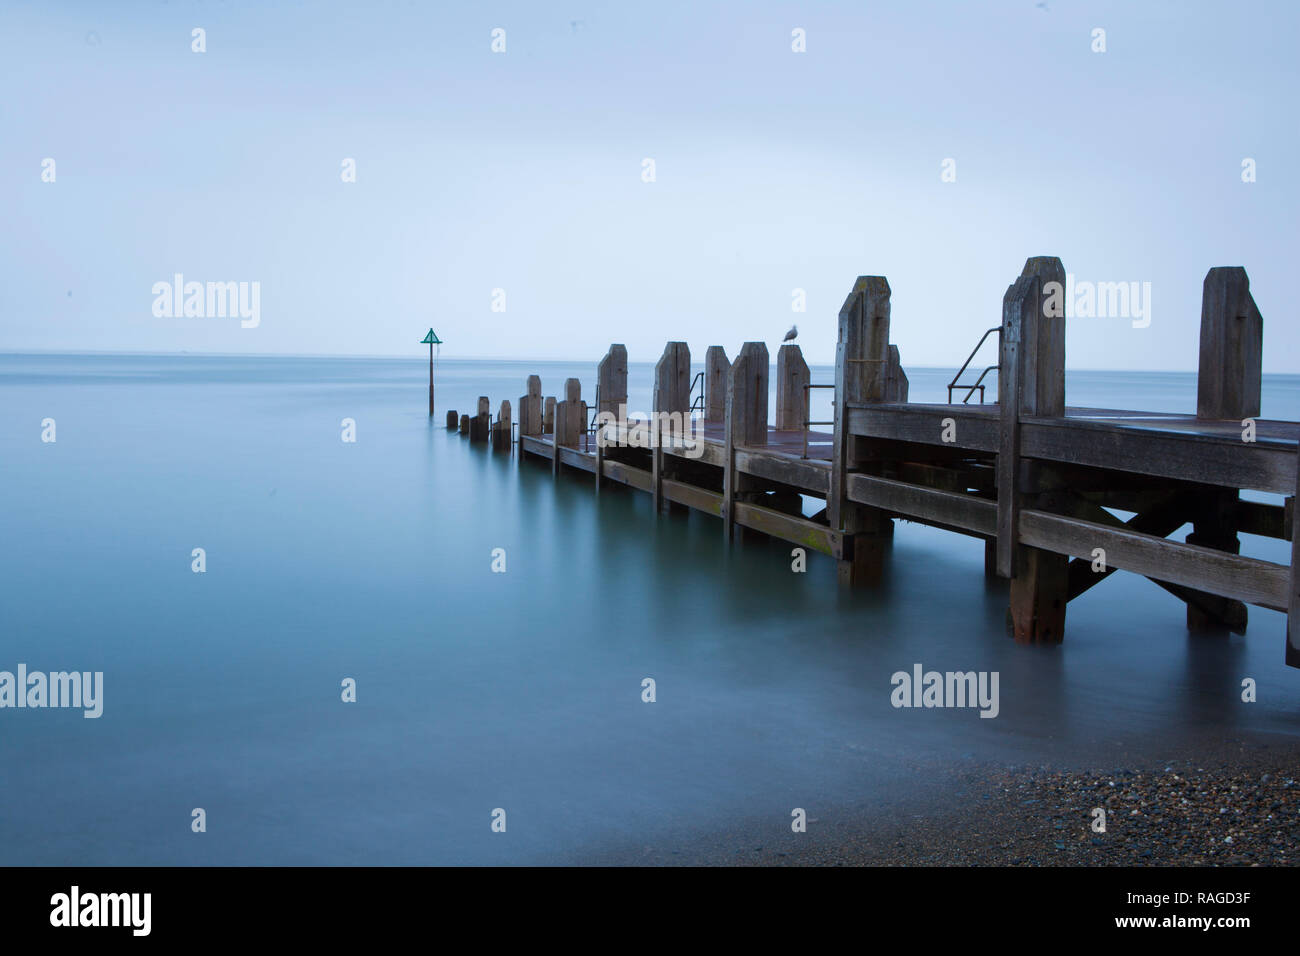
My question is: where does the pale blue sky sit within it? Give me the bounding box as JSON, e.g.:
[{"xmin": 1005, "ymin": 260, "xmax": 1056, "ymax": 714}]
[{"xmin": 2, "ymin": 0, "xmax": 1296, "ymax": 370}]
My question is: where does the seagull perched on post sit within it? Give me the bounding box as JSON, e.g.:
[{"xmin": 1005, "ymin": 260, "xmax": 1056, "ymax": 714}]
[{"xmin": 783, "ymin": 324, "xmax": 798, "ymax": 342}]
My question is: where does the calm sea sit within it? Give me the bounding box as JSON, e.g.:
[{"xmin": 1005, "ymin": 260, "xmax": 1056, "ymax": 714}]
[{"xmin": 1, "ymin": 353, "xmax": 1298, "ymax": 864}]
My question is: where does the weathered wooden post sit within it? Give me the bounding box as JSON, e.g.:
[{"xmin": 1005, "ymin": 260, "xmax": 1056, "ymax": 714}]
[
  {"xmin": 445, "ymin": 410, "xmax": 458, "ymax": 429},
  {"xmin": 705, "ymin": 346, "xmax": 730, "ymax": 424},
  {"xmin": 459, "ymin": 413, "xmax": 469, "ymax": 436},
  {"xmin": 470, "ymin": 396, "xmax": 491, "ymax": 442},
  {"xmin": 519, "ymin": 375, "xmax": 542, "ymax": 438},
  {"xmin": 723, "ymin": 342, "xmax": 768, "ymax": 541},
  {"xmin": 1188, "ymin": 266, "xmax": 1263, "ymax": 632},
  {"xmin": 598, "ymin": 345, "xmax": 627, "ymax": 418},
  {"xmin": 776, "ymin": 343, "xmax": 810, "ymax": 431},
  {"xmin": 652, "ymin": 342, "xmax": 691, "ymax": 513},
  {"xmin": 1000, "ymin": 256, "xmax": 1069, "ymax": 643},
  {"xmin": 830, "ymin": 276, "xmax": 893, "ymax": 585},
  {"xmin": 543, "ymin": 396, "xmax": 555, "ymax": 434},
  {"xmin": 492, "ymin": 400, "xmax": 512, "ymax": 452},
  {"xmin": 886, "ymin": 344, "xmax": 909, "ymax": 402},
  {"xmin": 553, "ymin": 379, "xmax": 582, "ymax": 475},
  {"xmin": 596, "ymin": 346, "xmax": 627, "ymax": 492}
]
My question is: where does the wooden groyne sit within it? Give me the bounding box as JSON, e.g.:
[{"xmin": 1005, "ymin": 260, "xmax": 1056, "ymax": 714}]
[{"xmin": 444, "ymin": 257, "xmax": 1300, "ymax": 667}]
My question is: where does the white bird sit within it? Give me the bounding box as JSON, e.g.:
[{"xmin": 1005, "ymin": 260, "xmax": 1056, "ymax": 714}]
[{"xmin": 783, "ymin": 324, "xmax": 798, "ymax": 342}]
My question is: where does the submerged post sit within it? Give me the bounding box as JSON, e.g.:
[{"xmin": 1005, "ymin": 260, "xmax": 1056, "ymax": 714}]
[
  {"xmin": 1001, "ymin": 256, "xmax": 1069, "ymax": 644},
  {"xmin": 1186, "ymin": 266, "xmax": 1262, "ymax": 633},
  {"xmin": 553, "ymin": 379, "xmax": 582, "ymax": 475},
  {"xmin": 519, "ymin": 375, "xmax": 542, "ymax": 438},
  {"xmin": 596, "ymin": 346, "xmax": 627, "ymax": 493},
  {"xmin": 723, "ymin": 341, "xmax": 768, "ymax": 541},
  {"xmin": 445, "ymin": 410, "xmax": 458, "ymax": 429},
  {"xmin": 470, "ymin": 396, "xmax": 491, "ymax": 442},
  {"xmin": 776, "ymin": 343, "xmax": 810, "ymax": 431},
  {"xmin": 830, "ymin": 276, "xmax": 892, "ymax": 585},
  {"xmin": 492, "ymin": 400, "xmax": 512, "ymax": 452}
]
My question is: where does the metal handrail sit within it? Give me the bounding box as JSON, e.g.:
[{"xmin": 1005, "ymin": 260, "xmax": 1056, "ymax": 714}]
[
  {"xmin": 585, "ymin": 385, "xmax": 601, "ymax": 452},
  {"xmin": 801, "ymin": 383, "xmax": 835, "ymax": 459},
  {"xmin": 946, "ymin": 326, "xmax": 1001, "ymax": 404},
  {"xmin": 688, "ymin": 370, "xmax": 705, "ymax": 419}
]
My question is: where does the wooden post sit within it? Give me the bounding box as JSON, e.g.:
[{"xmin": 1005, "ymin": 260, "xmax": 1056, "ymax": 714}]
[
  {"xmin": 470, "ymin": 396, "xmax": 491, "ymax": 442},
  {"xmin": 653, "ymin": 342, "xmax": 690, "ymax": 513},
  {"xmin": 459, "ymin": 413, "xmax": 469, "ymax": 436},
  {"xmin": 552, "ymin": 381, "xmax": 582, "ymax": 475},
  {"xmin": 598, "ymin": 345, "xmax": 627, "ymax": 419},
  {"xmin": 1290, "ymin": 443, "xmax": 1300, "ymax": 667},
  {"xmin": 830, "ymin": 276, "xmax": 891, "ymax": 585},
  {"xmin": 1197, "ymin": 267, "xmax": 1262, "ymax": 422},
  {"xmin": 594, "ymin": 347, "xmax": 626, "ymax": 494},
  {"xmin": 519, "ymin": 375, "xmax": 542, "ymax": 438},
  {"xmin": 775, "ymin": 343, "xmax": 810, "ymax": 431},
  {"xmin": 1001, "ymin": 257, "xmax": 1069, "ymax": 644},
  {"xmin": 1187, "ymin": 267, "xmax": 1262, "ymax": 632},
  {"xmin": 705, "ymin": 346, "xmax": 730, "ymax": 424},
  {"xmin": 492, "ymin": 400, "xmax": 512, "ymax": 452},
  {"xmin": 445, "ymin": 410, "xmax": 458, "ymax": 429},
  {"xmin": 885, "ymin": 345, "xmax": 909, "ymax": 402},
  {"xmin": 724, "ymin": 342, "xmax": 768, "ymax": 541},
  {"xmin": 543, "ymin": 396, "xmax": 555, "ymax": 434},
  {"xmin": 997, "ymin": 275, "xmax": 1030, "ymax": 580}
]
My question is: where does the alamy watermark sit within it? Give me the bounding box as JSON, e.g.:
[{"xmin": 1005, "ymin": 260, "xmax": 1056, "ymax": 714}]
[
  {"xmin": 890, "ymin": 663, "xmax": 999, "ymax": 718},
  {"xmin": 152, "ymin": 274, "xmax": 260, "ymax": 328},
  {"xmin": 0, "ymin": 664, "xmax": 103, "ymax": 718},
  {"xmin": 594, "ymin": 404, "xmax": 705, "ymax": 458},
  {"xmin": 1044, "ymin": 274, "xmax": 1151, "ymax": 328}
]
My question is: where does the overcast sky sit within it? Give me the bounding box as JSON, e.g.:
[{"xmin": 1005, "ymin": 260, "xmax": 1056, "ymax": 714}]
[{"xmin": 3, "ymin": 0, "xmax": 1296, "ymax": 370}]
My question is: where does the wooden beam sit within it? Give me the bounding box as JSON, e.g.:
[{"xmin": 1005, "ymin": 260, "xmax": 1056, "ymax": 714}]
[
  {"xmin": 848, "ymin": 473, "xmax": 996, "ymax": 536},
  {"xmin": 1019, "ymin": 509, "xmax": 1289, "ymax": 611}
]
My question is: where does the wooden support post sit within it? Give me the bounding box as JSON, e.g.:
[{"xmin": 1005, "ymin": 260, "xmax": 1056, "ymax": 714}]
[
  {"xmin": 459, "ymin": 413, "xmax": 469, "ymax": 436},
  {"xmin": 598, "ymin": 345, "xmax": 627, "ymax": 419},
  {"xmin": 705, "ymin": 346, "xmax": 731, "ymax": 424},
  {"xmin": 1290, "ymin": 442, "xmax": 1300, "ymax": 667},
  {"xmin": 1187, "ymin": 267, "xmax": 1262, "ymax": 633},
  {"xmin": 1197, "ymin": 267, "xmax": 1262, "ymax": 422},
  {"xmin": 594, "ymin": 348, "xmax": 628, "ymax": 492},
  {"xmin": 886, "ymin": 345, "xmax": 909, "ymax": 402},
  {"xmin": 519, "ymin": 375, "xmax": 542, "ymax": 438},
  {"xmin": 470, "ymin": 396, "xmax": 491, "ymax": 442},
  {"xmin": 653, "ymin": 342, "xmax": 690, "ymax": 513},
  {"xmin": 543, "ymin": 396, "xmax": 555, "ymax": 434},
  {"xmin": 1001, "ymin": 257, "xmax": 1069, "ymax": 644},
  {"xmin": 553, "ymin": 381, "xmax": 582, "ymax": 476},
  {"xmin": 725, "ymin": 342, "xmax": 769, "ymax": 542},
  {"xmin": 775, "ymin": 343, "xmax": 810, "ymax": 431},
  {"xmin": 492, "ymin": 400, "xmax": 512, "ymax": 452},
  {"xmin": 831, "ymin": 276, "xmax": 892, "ymax": 585},
  {"xmin": 445, "ymin": 410, "xmax": 458, "ymax": 429}
]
